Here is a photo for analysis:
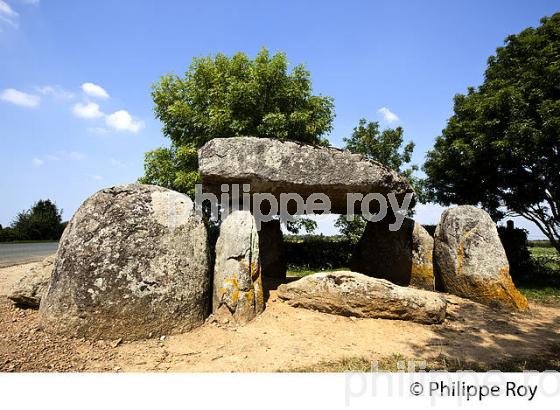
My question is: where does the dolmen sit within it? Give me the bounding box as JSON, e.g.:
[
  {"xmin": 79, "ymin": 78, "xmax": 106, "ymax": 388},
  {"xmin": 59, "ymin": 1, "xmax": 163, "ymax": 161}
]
[{"xmin": 30, "ymin": 137, "xmax": 527, "ymax": 341}]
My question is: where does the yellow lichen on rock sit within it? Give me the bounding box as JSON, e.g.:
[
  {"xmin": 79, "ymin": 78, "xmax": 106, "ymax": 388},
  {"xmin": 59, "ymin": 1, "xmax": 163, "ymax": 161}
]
[
  {"xmin": 410, "ymin": 262, "xmax": 435, "ymax": 290},
  {"xmin": 212, "ymin": 210, "xmax": 265, "ymax": 322},
  {"xmin": 434, "ymin": 205, "xmax": 529, "ymax": 312}
]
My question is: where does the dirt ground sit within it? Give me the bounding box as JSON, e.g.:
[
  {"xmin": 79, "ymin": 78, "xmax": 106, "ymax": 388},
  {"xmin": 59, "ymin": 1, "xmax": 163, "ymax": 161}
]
[{"xmin": 1, "ymin": 262, "xmax": 559, "ymax": 372}]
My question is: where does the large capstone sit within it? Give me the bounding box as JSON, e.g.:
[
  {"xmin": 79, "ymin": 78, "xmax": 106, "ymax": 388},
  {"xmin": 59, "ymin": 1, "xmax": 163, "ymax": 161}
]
[
  {"xmin": 39, "ymin": 184, "xmax": 211, "ymax": 340},
  {"xmin": 277, "ymin": 271, "xmax": 447, "ymax": 324},
  {"xmin": 198, "ymin": 137, "xmax": 414, "ymax": 214},
  {"xmin": 350, "ymin": 218, "xmax": 435, "ymax": 290},
  {"xmin": 213, "ymin": 210, "xmax": 264, "ymax": 322},
  {"xmin": 434, "ymin": 205, "xmax": 528, "ymax": 311}
]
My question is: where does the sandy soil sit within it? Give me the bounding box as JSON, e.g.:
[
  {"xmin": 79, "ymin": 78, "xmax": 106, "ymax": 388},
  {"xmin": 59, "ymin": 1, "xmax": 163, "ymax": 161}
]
[{"xmin": 1, "ymin": 262, "xmax": 559, "ymax": 372}]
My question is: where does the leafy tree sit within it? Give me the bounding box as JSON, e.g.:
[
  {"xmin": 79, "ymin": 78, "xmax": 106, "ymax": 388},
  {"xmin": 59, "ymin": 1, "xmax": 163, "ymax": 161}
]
[
  {"xmin": 138, "ymin": 146, "xmax": 199, "ymax": 196},
  {"xmin": 424, "ymin": 13, "xmax": 560, "ymax": 252},
  {"xmin": 10, "ymin": 199, "xmax": 64, "ymax": 241},
  {"xmin": 285, "ymin": 217, "xmax": 317, "ymax": 234},
  {"xmin": 334, "ymin": 214, "xmax": 367, "ymax": 243},
  {"xmin": 141, "ymin": 48, "xmax": 335, "ymax": 196},
  {"xmin": 336, "ymin": 119, "xmax": 421, "ymax": 242},
  {"xmin": 142, "ymin": 48, "xmax": 334, "ymax": 233}
]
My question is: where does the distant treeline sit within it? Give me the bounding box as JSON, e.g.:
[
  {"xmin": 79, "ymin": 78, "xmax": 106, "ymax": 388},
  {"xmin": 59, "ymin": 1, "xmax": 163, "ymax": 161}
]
[
  {"xmin": 0, "ymin": 199, "xmax": 66, "ymax": 242},
  {"xmin": 528, "ymin": 240, "xmax": 555, "ymax": 248}
]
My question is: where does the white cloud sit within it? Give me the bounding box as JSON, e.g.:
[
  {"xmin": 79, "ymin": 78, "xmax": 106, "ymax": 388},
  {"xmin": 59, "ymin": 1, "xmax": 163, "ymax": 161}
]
[
  {"xmin": 91, "ymin": 175, "xmax": 103, "ymax": 181},
  {"xmin": 36, "ymin": 85, "xmax": 75, "ymax": 100},
  {"xmin": 0, "ymin": 88, "xmax": 40, "ymax": 107},
  {"xmin": 72, "ymin": 102, "xmax": 103, "ymax": 119},
  {"xmin": 32, "ymin": 151, "xmax": 85, "ymax": 167},
  {"xmin": 105, "ymin": 110, "xmax": 144, "ymax": 133},
  {"xmin": 87, "ymin": 127, "xmax": 109, "ymax": 135},
  {"xmin": 377, "ymin": 107, "xmax": 399, "ymax": 123},
  {"xmin": 81, "ymin": 82, "xmax": 109, "ymax": 99},
  {"xmin": 20, "ymin": 0, "xmax": 40, "ymax": 5},
  {"xmin": 0, "ymin": 1, "xmax": 18, "ymax": 27}
]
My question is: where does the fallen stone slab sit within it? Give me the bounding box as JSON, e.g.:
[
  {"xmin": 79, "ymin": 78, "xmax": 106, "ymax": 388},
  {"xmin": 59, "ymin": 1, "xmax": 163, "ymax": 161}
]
[
  {"xmin": 39, "ymin": 184, "xmax": 211, "ymax": 340},
  {"xmin": 9, "ymin": 254, "xmax": 55, "ymax": 308},
  {"xmin": 434, "ymin": 205, "xmax": 528, "ymax": 311},
  {"xmin": 277, "ymin": 271, "xmax": 447, "ymax": 324},
  {"xmin": 198, "ymin": 137, "xmax": 415, "ymax": 214}
]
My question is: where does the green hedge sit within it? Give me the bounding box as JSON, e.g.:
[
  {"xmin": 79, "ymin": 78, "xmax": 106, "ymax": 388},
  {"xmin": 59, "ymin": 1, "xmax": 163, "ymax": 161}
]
[
  {"xmin": 283, "ymin": 226, "xmax": 534, "ymax": 278},
  {"xmin": 284, "ymin": 235, "xmax": 353, "ymax": 270}
]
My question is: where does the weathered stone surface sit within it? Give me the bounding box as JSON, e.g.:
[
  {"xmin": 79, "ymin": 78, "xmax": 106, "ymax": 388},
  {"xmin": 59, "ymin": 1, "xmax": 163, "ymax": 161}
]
[
  {"xmin": 199, "ymin": 137, "xmax": 415, "ymax": 214},
  {"xmin": 434, "ymin": 205, "xmax": 528, "ymax": 311},
  {"xmin": 39, "ymin": 184, "xmax": 211, "ymax": 340},
  {"xmin": 9, "ymin": 254, "xmax": 55, "ymax": 308},
  {"xmin": 277, "ymin": 271, "xmax": 447, "ymax": 324},
  {"xmin": 213, "ymin": 210, "xmax": 264, "ymax": 322},
  {"xmin": 259, "ymin": 220, "xmax": 286, "ymax": 280},
  {"xmin": 350, "ymin": 218, "xmax": 435, "ymax": 290},
  {"xmin": 410, "ymin": 222, "xmax": 436, "ymax": 290}
]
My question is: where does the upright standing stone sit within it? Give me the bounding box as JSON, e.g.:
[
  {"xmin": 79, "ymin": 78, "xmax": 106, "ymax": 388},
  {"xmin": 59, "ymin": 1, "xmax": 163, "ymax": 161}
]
[
  {"xmin": 350, "ymin": 218, "xmax": 435, "ymax": 290},
  {"xmin": 410, "ymin": 222, "xmax": 436, "ymax": 290},
  {"xmin": 259, "ymin": 220, "xmax": 286, "ymax": 281},
  {"xmin": 39, "ymin": 184, "xmax": 211, "ymax": 340},
  {"xmin": 434, "ymin": 205, "xmax": 528, "ymax": 310},
  {"xmin": 213, "ymin": 210, "xmax": 264, "ymax": 322}
]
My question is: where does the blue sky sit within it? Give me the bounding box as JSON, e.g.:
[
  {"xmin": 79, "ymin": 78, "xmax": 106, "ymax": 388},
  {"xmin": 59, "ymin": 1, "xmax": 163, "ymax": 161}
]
[{"xmin": 1, "ymin": 0, "xmax": 558, "ymax": 238}]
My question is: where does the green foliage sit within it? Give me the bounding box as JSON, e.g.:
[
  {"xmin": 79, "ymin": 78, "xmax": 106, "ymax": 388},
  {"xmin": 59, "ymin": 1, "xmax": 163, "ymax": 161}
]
[
  {"xmin": 516, "ymin": 246, "xmax": 560, "ymax": 304},
  {"xmin": 336, "ymin": 118, "xmax": 422, "ymax": 241},
  {"xmin": 529, "ymin": 240, "xmax": 556, "ymax": 248},
  {"xmin": 334, "ymin": 215, "xmax": 367, "ymax": 244},
  {"xmin": 152, "ymin": 48, "xmax": 334, "ymax": 149},
  {"xmin": 138, "ymin": 146, "xmax": 200, "ymax": 196},
  {"xmin": 424, "ymin": 13, "xmax": 560, "ymax": 252},
  {"xmin": 285, "ymin": 217, "xmax": 318, "ymax": 234},
  {"xmin": 142, "ymin": 49, "xmax": 335, "ymax": 234},
  {"xmin": 3, "ymin": 199, "xmax": 65, "ymax": 242},
  {"xmin": 0, "ymin": 226, "xmax": 16, "ymax": 242},
  {"xmin": 142, "ymin": 48, "xmax": 335, "ymax": 197},
  {"xmin": 284, "ymin": 235, "xmax": 353, "ymax": 270},
  {"xmin": 344, "ymin": 119, "xmax": 415, "ymax": 172}
]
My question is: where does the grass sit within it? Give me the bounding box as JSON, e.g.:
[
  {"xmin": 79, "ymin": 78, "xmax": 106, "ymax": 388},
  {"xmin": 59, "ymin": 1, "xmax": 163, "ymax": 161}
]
[
  {"xmin": 289, "ymin": 343, "xmax": 560, "ymax": 372},
  {"xmin": 516, "ymin": 246, "xmax": 560, "ymax": 304},
  {"xmin": 286, "ymin": 247, "xmax": 560, "ymax": 304},
  {"xmin": 528, "ymin": 240, "xmax": 556, "ymax": 248},
  {"xmin": 287, "ymin": 267, "xmax": 349, "ymax": 278},
  {"xmin": 530, "ymin": 246, "xmax": 560, "ymax": 259}
]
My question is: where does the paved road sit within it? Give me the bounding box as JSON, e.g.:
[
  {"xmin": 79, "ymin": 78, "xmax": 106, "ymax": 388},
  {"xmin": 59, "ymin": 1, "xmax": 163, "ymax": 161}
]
[{"xmin": 0, "ymin": 242, "xmax": 59, "ymax": 268}]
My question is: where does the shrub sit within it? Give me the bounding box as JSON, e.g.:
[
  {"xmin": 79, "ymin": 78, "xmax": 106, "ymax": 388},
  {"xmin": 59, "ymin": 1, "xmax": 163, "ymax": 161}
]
[{"xmin": 284, "ymin": 235, "xmax": 353, "ymax": 270}]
